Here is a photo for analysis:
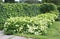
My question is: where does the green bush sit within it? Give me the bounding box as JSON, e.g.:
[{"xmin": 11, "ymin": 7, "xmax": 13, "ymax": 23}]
[
  {"xmin": 57, "ymin": 6, "xmax": 60, "ymax": 12},
  {"xmin": 36, "ymin": 13, "xmax": 57, "ymax": 27},
  {"xmin": 0, "ymin": 3, "xmax": 58, "ymax": 30},
  {"xmin": 0, "ymin": 3, "xmax": 40, "ymax": 30},
  {"xmin": 56, "ymin": 6, "xmax": 60, "ymax": 21},
  {"xmin": 40, "ymin": 3, "xmax": 57, "ymax": 13},
  {"xmin": 0, "ymin": 3, "xmax": 40, "ymax": 28},
  {"xmin": 57, "ymin": 6, "xmax": 60, "ymax": 21},
  {"xmin": 4, "ymin": 17, "xmax": 47, "ymax": 35},
  {"xmin": 0, "ymin": 24, "xmax": 4, "ymax": 30},
  {"xmin": 4, "ymin": 13, "xmax": 57, "ymax": 35}
]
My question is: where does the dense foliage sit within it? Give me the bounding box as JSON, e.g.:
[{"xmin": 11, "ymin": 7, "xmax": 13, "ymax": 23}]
[
  {"xmin": 40, "ymin": 3, "xmax": 57, "ymax": 13},
  {"xmin": 4, "ymin": 13, "xmax": 57, "ymax": 35},
  {"xmin": 56, "ymin": 6, "xmax": 60, "ymax": 21},
  {"xmin": 57, "ymin": 6, "xmax": 60, "ymax": 12},
  {"xmin": 42, "ymin": 0, "xmax": 60, "ymax": 5},
  {"xmin": 0, "ymin": 3, "xmax": 58, "ymax": 25},
  {"xmin": 0, "ymin": 3, "xmax": 58, "ymax": 35}
]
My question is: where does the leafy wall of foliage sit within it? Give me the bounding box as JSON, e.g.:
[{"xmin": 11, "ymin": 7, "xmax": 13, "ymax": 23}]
[
  {"xmin": 4, "ymin": 13, "xmax": 57, "ymax": 35},
  {"xmin": 42, "ymin": 0, "xmax": 60, "ymax": 5},
  {"xmin": 57, "ymin": 6, "xmax": 60, "ymax": 20},
  {"xmin": 0, "ymin": 3, "xmax": 58, "ymax": 30}
]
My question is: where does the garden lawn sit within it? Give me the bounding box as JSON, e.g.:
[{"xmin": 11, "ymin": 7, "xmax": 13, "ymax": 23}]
[{"xmin": 16, "ymin": 21, "xmax": 60, "ymax": 39}]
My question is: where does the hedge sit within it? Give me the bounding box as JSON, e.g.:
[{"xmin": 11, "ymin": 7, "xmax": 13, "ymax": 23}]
[
  {"xmin": 56, "ymin": 6, "xmax": 60, "ymax": 21},
  {"xmin": 0, "ymin": 3, "xmax": 58, "ymax": 30},
  {"xmin": 4, "ymin": 13, "xmax": 57, "ymax": 35},
  {"xmin": 40, "ymin": 3, "xmax": 57, "ymax": 13}
]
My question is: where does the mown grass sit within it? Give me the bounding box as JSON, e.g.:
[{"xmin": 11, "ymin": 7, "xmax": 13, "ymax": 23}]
[
  {"xmin": 15, "ymin": 21, "xmax": 60, "ymax": 39},
  {"xmin": 47, "ymin": 21, "xmax": 60, "ymax": 39}
]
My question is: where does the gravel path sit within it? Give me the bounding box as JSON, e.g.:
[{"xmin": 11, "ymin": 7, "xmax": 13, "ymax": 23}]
[{"xmin": 0, "ymin": 31, "xmax": 32, "ymax": 39}]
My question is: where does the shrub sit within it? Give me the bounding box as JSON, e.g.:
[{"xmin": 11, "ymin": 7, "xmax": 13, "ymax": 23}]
[
  {"xmin": 57, "ymin": 6, "xmax": 60, "ymax": 12},
  {"xmin": 4, "ymin": 13, "xmax": 57, "ymax": 35},
  {"xmin": 0, "ymin": 3, "xmax": 40, "ymax": 29},
  {"xmin": 0, "ymin": 3, "xmax": 58, "ymax": 30},
  {"xmin": 0, "ymin": 3, "xmax": 41, "ymax": 29},
  {"xmin": 4, "ymin": 17, "xmax": 47, "ymax": 35},
  {"xmin": 0, "ymin": 24, "xmax": 4, "ymax": 30},
  {"xmin": 36, "ymin": 13, "xmax": 57, "ymax": 27},
  {"xmin": 40, "ymin": 3, "xmax": 57, "ymax": 13},
  {"xmin": 0, "ymin": 3, "xmax": 57, "ymax": 22},
  {"xmin": 57, "ymin": 6, "xmax": 60, "ymax": 21}
]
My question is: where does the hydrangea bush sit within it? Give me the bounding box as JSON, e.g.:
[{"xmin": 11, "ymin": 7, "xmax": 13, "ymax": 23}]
[{"xmin": 4, "ymin": 13, "xmax": 57, "ymax": 35}]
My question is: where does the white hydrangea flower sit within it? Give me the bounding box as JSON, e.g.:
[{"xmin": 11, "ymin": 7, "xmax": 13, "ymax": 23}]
[
  {"xmin": 28, "ymin": 27, "xmax": 34, "ymax": 33},
  {"xmin": 19, "ymin": 27, "xmax": 23, "ymax": 31},
  {"xmin": 15, "ymin": 25, "xmax": 19, "ymax": 27},
  {"xmin": 40, "ymin": 26, "xmax": 47, "ymax": 31},
  {"xmin": 34, "ymin": 32, "xmax": 39, "ymax": 35}
]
